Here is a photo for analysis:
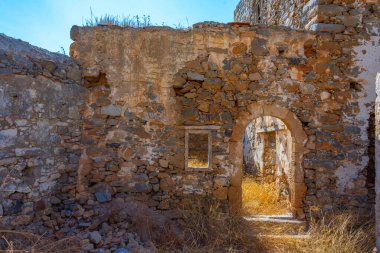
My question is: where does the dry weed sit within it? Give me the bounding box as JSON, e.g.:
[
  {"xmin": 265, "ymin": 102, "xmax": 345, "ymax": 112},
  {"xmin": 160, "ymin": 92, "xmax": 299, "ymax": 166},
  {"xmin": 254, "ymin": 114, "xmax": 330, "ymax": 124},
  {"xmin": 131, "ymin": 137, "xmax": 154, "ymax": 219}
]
[
  {"xmin": 303, "ymin": 212, "xmax": 374, "ymax": 253},
  {"xmin": 0, "ymin": 230, "xmax": 80, "ymax": 253},
  {"xmin": 158, "ymin": 201, "xmax": 375, "ymax": 253},
  {"xmin": 242, "ymin": 177, "xmax": 290, "ymax": 215},
  {"xmin": 158, "ymin": 202, "xmax": 265, "ymax": 253}
]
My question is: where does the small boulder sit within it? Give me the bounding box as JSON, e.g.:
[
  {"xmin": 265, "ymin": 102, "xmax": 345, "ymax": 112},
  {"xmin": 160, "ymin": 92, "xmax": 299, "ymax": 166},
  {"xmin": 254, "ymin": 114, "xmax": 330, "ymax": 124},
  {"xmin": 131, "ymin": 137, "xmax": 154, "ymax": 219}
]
[
  {"xmin": 159, "ymin": 159, "xmax": 169, "ymax": 168},
  {"xmin": 187, "ymin": 72, "xmax": 204, "ymax": 82},
  {"xmin": 95, "ymin": 192, "xmax": 112, "ymax": 203},
  {"xmin": 89, "ymin": 231, "xmax": 102, "ymax": 244}
]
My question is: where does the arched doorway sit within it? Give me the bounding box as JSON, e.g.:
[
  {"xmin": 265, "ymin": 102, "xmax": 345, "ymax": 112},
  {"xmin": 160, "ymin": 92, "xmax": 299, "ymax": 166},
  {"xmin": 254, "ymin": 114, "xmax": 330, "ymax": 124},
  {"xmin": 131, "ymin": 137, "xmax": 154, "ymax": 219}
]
[
  {"xmin": 228, "ymin": 103, "xmax": 309, "ymax": 219},
  {"xmin": 242, "ymin": 116, "xmax": 292, "ymax": 216}
]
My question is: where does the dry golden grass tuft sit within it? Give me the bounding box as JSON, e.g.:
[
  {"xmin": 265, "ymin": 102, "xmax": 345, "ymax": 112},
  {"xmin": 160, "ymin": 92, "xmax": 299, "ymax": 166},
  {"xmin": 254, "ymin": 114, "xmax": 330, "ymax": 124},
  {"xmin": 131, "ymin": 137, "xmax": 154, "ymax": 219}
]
[
  {"xmin": 241, "ymin": 177, "xmax": 290, "ymax": 215},
  {"xmin": 158, "ymin": 199, "xmax": 375, "ymax": 253},
  {"xmin": 159, "ymin": 203, "xmax": 266, "ymax": 253},
  {"xmin": 187, "ymin": 159, "xmax": 209, "ymax": 169},
  {"xmin": 302, "ymin": 212, "xmax": 375, "ymax": 253},
  {"xmin": 0, "ymin": 230, "xmax": 80, "ymax": 253}
]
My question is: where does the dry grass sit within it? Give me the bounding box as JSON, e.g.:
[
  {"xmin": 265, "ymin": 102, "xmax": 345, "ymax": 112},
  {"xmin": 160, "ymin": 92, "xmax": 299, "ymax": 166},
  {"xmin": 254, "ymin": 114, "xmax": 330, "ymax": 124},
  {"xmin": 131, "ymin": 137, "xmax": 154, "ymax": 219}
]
[
  {"xmin": 159, "ymin": 203, "xmax": 265, "ymax": 253},
  {"xmin": 85, "ymin": 13, "xmax": 152, "ymax": 27},
  {"xmin": 0, "ymin": 211, "xmax": 374, "ymax": 253},
  {"xmin": 271, "ymin": 212, "xmax": 375, "ymax": 253},
  {"xmin": 84, "ymin": 9, "xmax": 189, "ymax": 29},
  {"xmin": 188, "ymin": 159, "xmax": 208, "ymax": 169},
  {"xmin": 241, "ymin": 177, "xmax": 290, "ymax": 215},
  {"xmin": 305, "ymin": 212, "xmax": 375, "ymax": 253},
  {"xmin": 0, "ymin": 230, "xmax": 80, "ymax": 253},
  {"xmin": 158, "ymin": 201, "xmax": 375, "ymax": 253}
]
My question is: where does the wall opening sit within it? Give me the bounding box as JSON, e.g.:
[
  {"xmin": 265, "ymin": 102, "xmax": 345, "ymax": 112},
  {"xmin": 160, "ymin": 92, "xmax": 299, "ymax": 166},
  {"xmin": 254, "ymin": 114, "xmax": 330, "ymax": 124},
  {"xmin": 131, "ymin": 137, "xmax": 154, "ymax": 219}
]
[
  {"xmin": 228, "ymin": 103, "xmax": 308, "ymax": 219},
  {"xmin": 241, "ymin": 116, "xmax": 292, "ymax": 216},
  {"xmin": 183, "ymin": 126, "xmax": 220, "ymax": 172},
  {"xmin": 185, "ymin": 130, "xmax": 212, "ymax": 171}
]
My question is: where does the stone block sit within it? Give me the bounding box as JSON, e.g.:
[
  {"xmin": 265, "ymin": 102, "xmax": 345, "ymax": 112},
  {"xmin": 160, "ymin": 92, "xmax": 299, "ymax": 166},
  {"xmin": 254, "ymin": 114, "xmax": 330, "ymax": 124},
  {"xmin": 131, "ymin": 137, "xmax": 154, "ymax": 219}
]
[
  {"xmin": 203, "ymin": 78, "xmax": 222, "ymax": 90},
  {"xmin": 173, "ymin": 75, "xmax": 187, "ymax": 88},
  {"xmin": 132, "ymin": 183, "xmax": 152, "ymax": 193},
  {"xmin": 198, "ymin": 101, "xmax": 210, "ymax": 112},
  {"xmin": 184, "ymin": 92, "xmax": 197, "ymax": 99},
  {"xmin": 15, "ymin": 148, "xmax": 42, "ymax": 157},
  {"xmin": 101, "ymin": 105, "xmax": 122, "ymax": 116},
  {"xmin": 89, "ymin": 231, "xmax": 102, "ymax": 244},
  {"xmin": 182, "ymin": 108, "xmax": 198, "ymax": 120},
  {"xmin": 0, "ymin": 129, "xmax": 17, "ymax": 148},
  {"xmin": 70, "ymin": 25, "xmax": 80, "ymax": 41},
  {"xmin": 251, "ymin": 38, "xmax": 269, "ymax": 56},
  {"xmin": 159, "ymin": 159, "xmax": 169, "ymax": 168},
  {"xmin": 187, "ymin": 72, "xmax": 205, "ymax": 82},
  {"xmin": 0, "ymin": 157, "xmax": 17, "ymax": 166},
  {"xmin": 341, "ymin": 16, "xmax": 361, "ymax": 27},
  {"xmin": 248, "ymin": 72, "xmax": 262, "ymax": 81},
  {"xmin": 40, "ymin": 60, "xmax": 57, "ymax": 73},
  {"xmin": 95, "ymin": 192, "xmax": 112, "ymax": 203},
  {"xmin": 310, "ymin": 23, "xmax": 345, "ymax": 33},
  {"xmin": 320, "ymin": 91, "xmax": 331, "ymax": 100},
  {"xmin": 66, "ymin": 65, "xmax": 82, "ymax": 83},
  {"xmin": 4, "ymin": 183, "xmax": 16, "ymax": 194},
  {"xmin": 318, "ymin": 5, "xmax": 346, "ymax": 16},
  {"xmin": 82, "ymin": 68, "xmax": 100, "ymax": 79}
]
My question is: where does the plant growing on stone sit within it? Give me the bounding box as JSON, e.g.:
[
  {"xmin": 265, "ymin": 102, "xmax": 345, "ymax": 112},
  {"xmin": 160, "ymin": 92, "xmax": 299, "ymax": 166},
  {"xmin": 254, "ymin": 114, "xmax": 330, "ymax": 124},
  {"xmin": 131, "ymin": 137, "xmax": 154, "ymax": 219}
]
[{"xmin": 84, "ymin": 8, "xmax": 152, "ymax": 28}]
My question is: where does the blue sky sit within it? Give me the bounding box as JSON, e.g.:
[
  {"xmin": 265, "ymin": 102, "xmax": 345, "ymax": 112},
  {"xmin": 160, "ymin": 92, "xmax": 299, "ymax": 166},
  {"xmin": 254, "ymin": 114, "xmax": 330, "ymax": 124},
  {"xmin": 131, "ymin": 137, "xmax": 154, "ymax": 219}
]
[{"xmin": 0, "ymin": 0, "xmax": 239, "ymax": 54}]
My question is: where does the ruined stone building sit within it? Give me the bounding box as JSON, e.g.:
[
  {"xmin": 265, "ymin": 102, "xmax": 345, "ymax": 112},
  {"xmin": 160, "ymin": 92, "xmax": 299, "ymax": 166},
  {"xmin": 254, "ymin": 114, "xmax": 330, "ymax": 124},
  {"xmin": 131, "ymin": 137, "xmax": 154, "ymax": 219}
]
[{"xmin": 1, "ymin": 0, "xmax": 380, "ymax": 251}]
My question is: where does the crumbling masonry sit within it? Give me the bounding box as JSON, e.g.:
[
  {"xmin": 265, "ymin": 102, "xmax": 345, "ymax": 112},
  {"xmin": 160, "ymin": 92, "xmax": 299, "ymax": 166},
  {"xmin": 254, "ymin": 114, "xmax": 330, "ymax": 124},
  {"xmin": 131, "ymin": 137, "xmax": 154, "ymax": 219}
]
[{"xmin": 0, "ymin": 0, "xmax": 380, "ymax": 251}]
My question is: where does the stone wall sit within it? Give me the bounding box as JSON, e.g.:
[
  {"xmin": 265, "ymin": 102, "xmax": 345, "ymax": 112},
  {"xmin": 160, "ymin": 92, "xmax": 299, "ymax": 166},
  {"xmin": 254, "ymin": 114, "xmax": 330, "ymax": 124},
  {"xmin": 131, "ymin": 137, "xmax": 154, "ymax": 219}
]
[
  {"xmin": 69, "ymin": 20, "xmax": 376, "ymax": 221},
  {"xmin": 0, "ymin": 34, "xmax": 86, "ymax": 234},
  {"xmin": 0, "ymin": 0, "xmax": 378, "ymax": 249},
  {"xmin": 234, "ymin": 0, "xmax": 315, "ymax": 29},
  {"xmin": 235, "ymin": 0, "xmax": 380, "ymax": 211},
  {"xmin": 234, "ymin": 0, "xmax": 254, "ymax": 24},
  {"xmin": 234, "ymin": 0, "xmax": 380, "ymax": 33}
]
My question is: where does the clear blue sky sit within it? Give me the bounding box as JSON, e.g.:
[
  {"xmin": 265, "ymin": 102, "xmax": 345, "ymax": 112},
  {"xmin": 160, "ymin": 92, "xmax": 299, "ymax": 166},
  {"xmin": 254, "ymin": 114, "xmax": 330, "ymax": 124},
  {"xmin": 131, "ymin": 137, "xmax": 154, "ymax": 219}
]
[{"xmin": 0, "ymin": 0, "xmax": 239, "ymax": 54}]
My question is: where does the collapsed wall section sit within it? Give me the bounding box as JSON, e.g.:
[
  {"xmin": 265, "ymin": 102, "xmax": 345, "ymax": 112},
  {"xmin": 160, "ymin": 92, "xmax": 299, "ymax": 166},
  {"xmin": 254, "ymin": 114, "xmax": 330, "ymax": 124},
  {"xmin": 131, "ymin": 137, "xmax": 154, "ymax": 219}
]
[{"xmin": 0, "ymin": 34, "xmax": 86, "ymax": 233}]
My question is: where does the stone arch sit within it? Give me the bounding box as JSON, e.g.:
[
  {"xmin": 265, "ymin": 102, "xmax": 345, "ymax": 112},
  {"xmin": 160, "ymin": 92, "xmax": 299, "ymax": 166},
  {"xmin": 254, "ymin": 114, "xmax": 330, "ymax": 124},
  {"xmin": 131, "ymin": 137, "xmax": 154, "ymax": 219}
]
[{"xmin": 228, "ymin": 102, "xmax": 309, "ymax": 219}]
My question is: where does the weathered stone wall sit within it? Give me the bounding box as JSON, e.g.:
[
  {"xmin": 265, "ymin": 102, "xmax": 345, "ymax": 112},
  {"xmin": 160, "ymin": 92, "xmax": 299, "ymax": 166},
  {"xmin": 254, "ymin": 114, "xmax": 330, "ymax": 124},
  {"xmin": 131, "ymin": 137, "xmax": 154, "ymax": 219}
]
[
  {"xmin": 0, "ymin": 0, "xmax": 378, "ymax": 249},
  {"xmin": 234, "ymin": 0, "xmax": 315, "ymax": 29},
  {"xmin": 235, "ymin": 0, "xmax": 380, "ymax": 33},
  {"xmin": 234, "ymin": 0, "xmax": 254, "ymax": 24},
  {"xmin": 69, "ymin": 20, "xmax": 376, "ymax": 221},
  {"xmin": 0, "ymin": 34, "xmax": 85, "ymax": 233},
  {"xmin": 236, "ymin": 0, "xmax": 380, "ymax": 215}
]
